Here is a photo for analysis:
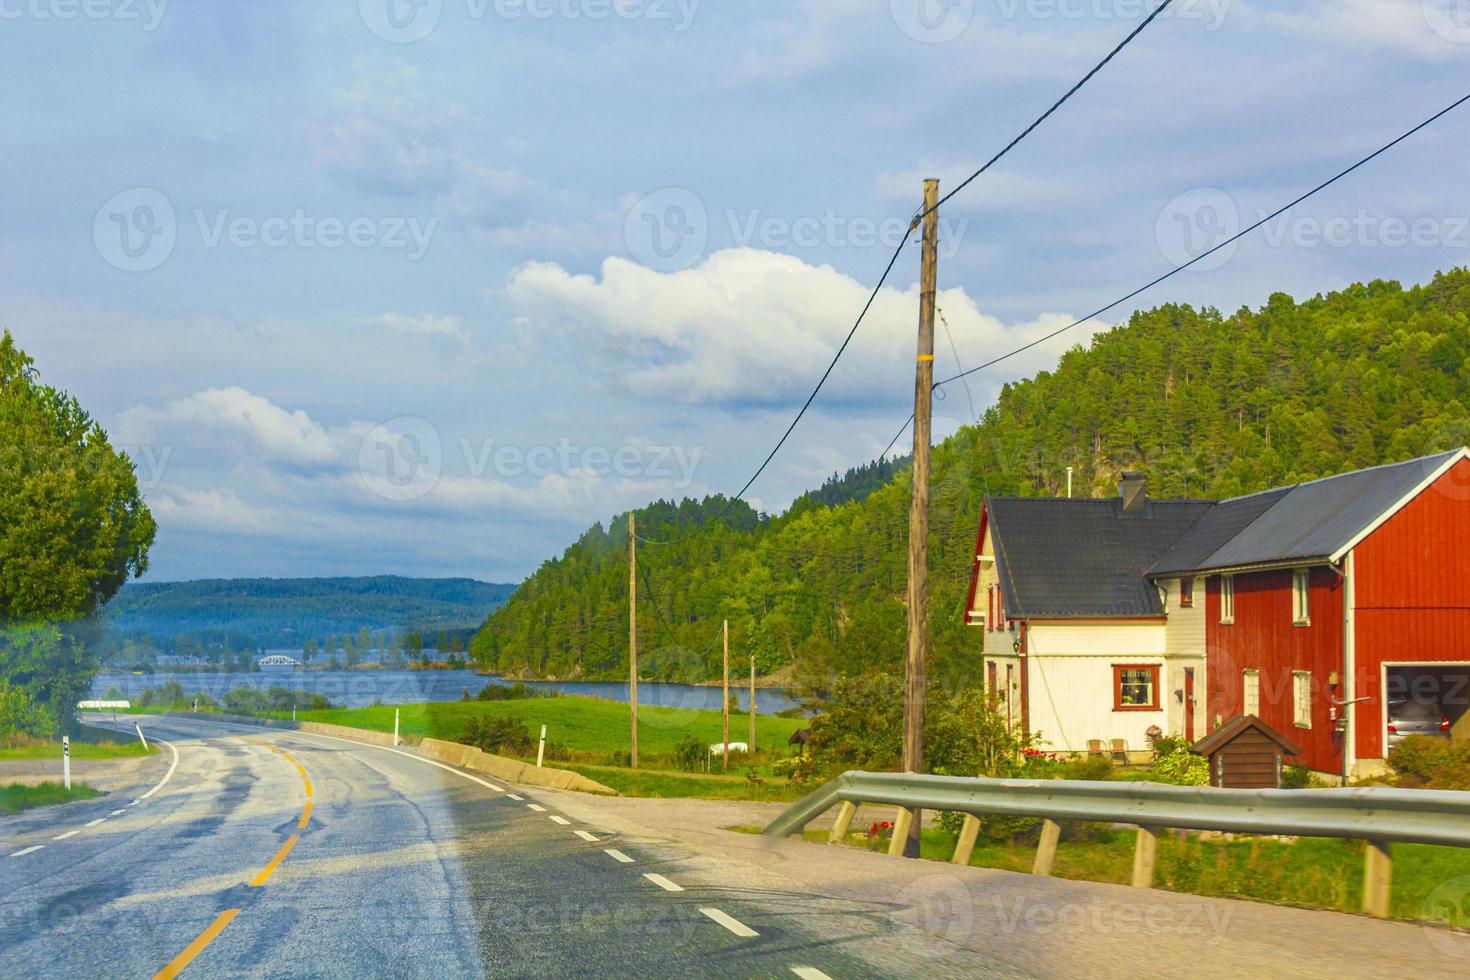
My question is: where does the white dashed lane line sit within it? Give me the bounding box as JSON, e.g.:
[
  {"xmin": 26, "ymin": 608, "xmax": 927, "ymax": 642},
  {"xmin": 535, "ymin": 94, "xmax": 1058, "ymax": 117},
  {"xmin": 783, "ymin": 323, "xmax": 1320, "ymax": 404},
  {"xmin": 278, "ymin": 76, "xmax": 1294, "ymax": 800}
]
[
  {"xmin": 506, "ymin": 793, "xmax": 524, "ymax": 801},
  {"xmin": 548, "ymin": 815, "xmax": 570, "ymax": 825},
  {"xmin": 791, "ymin": 968, "xmax": 833, "ymax": 980},
  {"xmin": 643, "ymin": 873, "xmax": 683, "ymax": 893},
  {"xmin": 574, "ymin": 830, "xmax": 599, "ymax": 842},
  {"xmin": 604, "ymin": 848, "xmax": 634, "ymax": 864},
  {"xmin": 701, "ymin": 908, "xmax": 759, "ymax": 938},
  {"xmin": 109, "ymin": 809, "xmax": 127, "ymax": 816},
  {"xmin": 10, "ymin": 845, "xmax": 44, "ymax": 858},
  {"xmin": 52, "ymin": 831, "xmax": 79, "ymax": 841},
  {"xmin": 84, "ymin": 818, "xmax": 105, "ymax": 827},
  {"xmin": 527, "ymin": 803, "xmax": 546, "ymax": 812}
]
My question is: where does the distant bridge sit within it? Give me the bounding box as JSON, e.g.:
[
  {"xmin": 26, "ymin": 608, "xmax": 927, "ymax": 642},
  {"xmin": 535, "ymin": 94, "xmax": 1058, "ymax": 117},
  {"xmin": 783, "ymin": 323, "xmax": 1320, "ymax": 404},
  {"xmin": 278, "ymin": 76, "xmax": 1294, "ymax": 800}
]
[{"xmin": 258, "ymin": 655, "xmax": 304, "ymax": 668}]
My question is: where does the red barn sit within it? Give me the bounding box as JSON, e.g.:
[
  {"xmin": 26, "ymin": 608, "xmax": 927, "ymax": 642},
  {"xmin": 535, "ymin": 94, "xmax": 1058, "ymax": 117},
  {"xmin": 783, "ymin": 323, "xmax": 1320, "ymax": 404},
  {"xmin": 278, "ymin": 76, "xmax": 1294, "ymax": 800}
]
[{"xmin": 966, "ymin": 449, "xmax": 1470, "ymax": 781}]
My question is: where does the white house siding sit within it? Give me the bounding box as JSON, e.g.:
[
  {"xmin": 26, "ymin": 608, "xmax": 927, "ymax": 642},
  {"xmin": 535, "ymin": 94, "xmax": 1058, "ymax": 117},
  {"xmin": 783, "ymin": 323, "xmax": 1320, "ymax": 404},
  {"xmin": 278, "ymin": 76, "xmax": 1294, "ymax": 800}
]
[
  {"xmin": 1023, "ymin": 622, "xmax": 1167, "ymax": 758},
  {"xmin": 1160, "ymin": 577, "xmax": 1206, "ymax": 739}
]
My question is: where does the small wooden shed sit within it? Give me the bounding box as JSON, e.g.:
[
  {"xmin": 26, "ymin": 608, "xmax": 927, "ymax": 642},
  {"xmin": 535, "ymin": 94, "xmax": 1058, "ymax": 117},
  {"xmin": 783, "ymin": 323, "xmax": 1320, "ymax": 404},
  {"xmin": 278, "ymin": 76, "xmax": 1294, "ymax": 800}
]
[{"xmin": 1189, "ymin": 715, "xmax": 1302, "ymax": 789}]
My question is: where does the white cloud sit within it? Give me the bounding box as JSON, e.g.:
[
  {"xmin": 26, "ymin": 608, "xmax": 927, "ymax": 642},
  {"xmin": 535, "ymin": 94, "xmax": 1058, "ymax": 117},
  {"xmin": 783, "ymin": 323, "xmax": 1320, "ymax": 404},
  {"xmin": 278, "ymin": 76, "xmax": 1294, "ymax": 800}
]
[
  {"xmin": 115, "ymin": 387, "xmax": 338, "ymax": 467},
  {"xmin": 148, "ymin": 485, "xmax": 276, "ymax": 534},
  {"xmin": 506, "ymin": 247, "xmax": 1112, "ymax": 406},
  {"xmin": 363, "ymin": 313, "xmax": 467, "ymax": 342},
  {"xmin": 1251, "ymin": 0, "xmax": 1462, "ymax": 59}
]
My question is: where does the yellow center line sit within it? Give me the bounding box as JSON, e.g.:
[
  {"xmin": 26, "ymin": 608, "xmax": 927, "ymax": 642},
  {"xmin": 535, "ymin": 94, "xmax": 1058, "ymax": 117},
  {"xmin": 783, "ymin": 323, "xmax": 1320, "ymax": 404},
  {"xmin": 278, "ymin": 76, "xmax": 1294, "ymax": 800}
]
[
  {"xmin": 250, "ymin": 834, "xmax": 299, "ymax": 887},
  {"xmin": 298, "ymin": 800, "xmax": 312, "ymax": 830},
  {"xmin": 303, "ymin": 778, "xmax": 313, "ymax": 798},
  {"xmin": 152, "ymin": 908, "xmax": 239, "ymax": 980}
]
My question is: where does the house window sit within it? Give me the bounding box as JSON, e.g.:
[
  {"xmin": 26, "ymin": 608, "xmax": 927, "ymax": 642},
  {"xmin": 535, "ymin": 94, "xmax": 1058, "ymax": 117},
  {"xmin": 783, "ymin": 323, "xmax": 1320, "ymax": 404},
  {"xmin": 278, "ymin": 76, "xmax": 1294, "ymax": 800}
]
[
  {"xmin": 1243, "ymin": 668, "xmax": 1260, "ymax": 716},
  {"xmin": 1220, "ymin": 575, "xmax": 1235, "ymax": 624},
  {"xmin": 1292, "ymin": 569, "xmax": 1310, "ymax": 625},
  {"xmin": 1114, "ymin": 664, "xmax": 1161, "ymax": 711},
  {"xmin": 1180, "ymin": 577, "xmax": 1194, "ymax": 608},
  {"xmin": 1293, "ymin": 671, "xmax": 1312, "ymax": 728}
]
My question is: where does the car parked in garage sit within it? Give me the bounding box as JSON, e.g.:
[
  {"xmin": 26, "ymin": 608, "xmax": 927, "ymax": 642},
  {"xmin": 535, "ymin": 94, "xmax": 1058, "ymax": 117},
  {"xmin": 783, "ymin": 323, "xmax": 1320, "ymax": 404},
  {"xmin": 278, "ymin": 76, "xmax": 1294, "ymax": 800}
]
[{"xmin": 1387, "ymin": 699, "xmax": 1452, "ymax": 749}]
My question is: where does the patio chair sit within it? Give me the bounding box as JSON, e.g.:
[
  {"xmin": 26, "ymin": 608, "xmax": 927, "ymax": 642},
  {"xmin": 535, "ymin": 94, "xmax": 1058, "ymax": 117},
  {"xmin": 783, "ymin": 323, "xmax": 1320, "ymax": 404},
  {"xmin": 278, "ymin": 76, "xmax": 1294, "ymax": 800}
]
[
  {"xmin": 1086, "ymin": 739, "xmax": 1105, "ymax": 759},
  {"xmin": 1110, "ymin": 738, "xmax": 1128, "ymax": 765}
]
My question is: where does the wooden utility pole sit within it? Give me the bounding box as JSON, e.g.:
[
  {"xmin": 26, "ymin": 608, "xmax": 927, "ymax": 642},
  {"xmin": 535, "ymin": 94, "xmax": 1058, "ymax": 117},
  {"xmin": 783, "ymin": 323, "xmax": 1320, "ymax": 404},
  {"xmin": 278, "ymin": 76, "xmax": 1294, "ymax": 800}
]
[
  {"xmin": 629, "ymin": 512, "xmax": 639, "ymax": 769},
  {"xmin": 902, "ymin": 178, "xmax": 940, "ymax": 858},
  {"xmin": 749, "ymin": 654, "xmax": 756, "ymax": 752},
  {"xmin": 722, "ymin": 619, "xmax": 730, "ymax": 768}
]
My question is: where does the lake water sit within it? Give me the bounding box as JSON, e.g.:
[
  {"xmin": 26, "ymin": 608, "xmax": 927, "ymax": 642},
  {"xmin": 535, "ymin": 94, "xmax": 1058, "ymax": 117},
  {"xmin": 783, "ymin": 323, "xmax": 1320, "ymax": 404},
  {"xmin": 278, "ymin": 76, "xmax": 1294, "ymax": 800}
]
[{"xmin": 91, "ymin": 669, "xmax": 805, "ymax": 715}]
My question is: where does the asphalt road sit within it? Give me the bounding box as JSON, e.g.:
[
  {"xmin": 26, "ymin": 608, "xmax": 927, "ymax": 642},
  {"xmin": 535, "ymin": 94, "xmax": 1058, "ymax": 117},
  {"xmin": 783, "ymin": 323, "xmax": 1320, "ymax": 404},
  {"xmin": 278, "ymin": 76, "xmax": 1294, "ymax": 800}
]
[{"xmin": 0, "ymin": 714, "xmax": 945, "ymax": 979}]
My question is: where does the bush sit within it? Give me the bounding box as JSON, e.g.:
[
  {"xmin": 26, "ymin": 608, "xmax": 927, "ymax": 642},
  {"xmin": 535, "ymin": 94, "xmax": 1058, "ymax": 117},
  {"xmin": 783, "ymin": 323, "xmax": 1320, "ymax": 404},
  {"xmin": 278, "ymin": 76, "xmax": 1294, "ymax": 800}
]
[
  {"xmin": 772, "ymin": 754, "xmax": 815, "ymax": 783},
  {"xmin": 673, "ymin": 734, "xmax": 708, "ymax": 773},
  {"xmin": 1151, "ymin": 751, "xmax": 1210, "ymax": 786},
  {"xmin": 461, "ymin": 715, "xmax": 534, "ymax": 756},
  {"xmin": 1281, "ymin": 764, "xmax": 1314, "ymax": 789},
  {"xmin": 1059, "ymin": 755, "xmax": 1114, "ymax": 781},
  {"xmin": 476, "ymin": 681, "xmax": 552, "ymax": 702},
  {"xmin": 1388, "ymin": 735, "xmax": 1470, "ymax": 790}
]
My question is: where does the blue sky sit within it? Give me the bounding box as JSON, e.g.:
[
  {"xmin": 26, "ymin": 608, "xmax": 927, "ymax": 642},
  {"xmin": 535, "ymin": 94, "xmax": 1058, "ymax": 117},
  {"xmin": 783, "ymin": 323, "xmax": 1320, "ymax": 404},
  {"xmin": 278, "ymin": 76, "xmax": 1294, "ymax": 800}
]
[{"xmin": 2, "ymin": 1, "xmax": 1467, "ymax": 583}]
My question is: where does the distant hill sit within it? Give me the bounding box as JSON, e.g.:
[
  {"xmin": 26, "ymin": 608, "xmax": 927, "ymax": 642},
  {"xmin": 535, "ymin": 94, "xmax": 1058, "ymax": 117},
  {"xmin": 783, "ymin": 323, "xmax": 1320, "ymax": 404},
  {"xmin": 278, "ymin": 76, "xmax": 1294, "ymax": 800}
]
[{"xmin": 105, "ymin": 576, "xmax": 516, "ymax": 649}]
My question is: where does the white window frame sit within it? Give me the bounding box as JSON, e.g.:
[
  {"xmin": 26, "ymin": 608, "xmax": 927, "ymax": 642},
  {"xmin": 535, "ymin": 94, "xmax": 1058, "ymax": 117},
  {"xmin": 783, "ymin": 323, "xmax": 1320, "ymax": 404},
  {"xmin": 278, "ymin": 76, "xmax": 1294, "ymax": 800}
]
[
  {"xmin": 1220, "ymin": 575, "xmax": 1235, "ymax": 624},
  {"xmin": 1243, "ymin": 668, "xmax": 1260, "ymax": 717},
  {"xmin": 1292, "ymin": 671, "xmax": 1312, "ymax": 728},
  {"xmin": 1292, "ymin": 568, "xmax": 1311, "ymax": 625}
]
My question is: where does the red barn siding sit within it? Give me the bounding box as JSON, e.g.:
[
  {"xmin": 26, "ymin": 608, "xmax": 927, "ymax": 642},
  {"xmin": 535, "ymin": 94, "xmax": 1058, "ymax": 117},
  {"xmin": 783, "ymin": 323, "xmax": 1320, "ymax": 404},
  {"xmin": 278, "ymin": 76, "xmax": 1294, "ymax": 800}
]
[
  {"xmin": 1205, "ymin": 568, "xmax": 1344, "ymax": 773},
  {"xmin": 1351, "ymin": 457, "xmax": 1470, "ymax": 761}
]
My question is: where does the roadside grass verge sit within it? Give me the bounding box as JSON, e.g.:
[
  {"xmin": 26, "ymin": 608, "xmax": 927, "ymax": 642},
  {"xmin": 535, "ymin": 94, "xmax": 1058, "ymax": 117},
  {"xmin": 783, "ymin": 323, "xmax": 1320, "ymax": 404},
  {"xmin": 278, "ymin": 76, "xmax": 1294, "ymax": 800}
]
[
  {"xmin": 0, "ymin": 728, "xmax": 156, "ymax": 761},
  {"xmin": 0, "ymin": 781, "xmax": 101, "ymax": 814},
  {"xmin": 730, "ymin": 823, "xmax": 1470, "ymax": 929},
  {"xmin": 264, "ymin": 696, "xmax": 807, "ymax": 758},
  {"xmin": 548, "ymin": 762, "xmax": 810, "ymax": 802}
]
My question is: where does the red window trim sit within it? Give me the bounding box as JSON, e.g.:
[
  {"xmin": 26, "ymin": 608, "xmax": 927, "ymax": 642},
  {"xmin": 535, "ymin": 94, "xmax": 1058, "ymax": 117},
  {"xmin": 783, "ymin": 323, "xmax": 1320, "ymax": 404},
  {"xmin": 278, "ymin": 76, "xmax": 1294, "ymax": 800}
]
[
  {"xmin": 1113, "ymin": 664, "xmax": 1161, "ymax": 712},
  {"xmin": 1179, "ymin": 576, "xmax": 1194, "ymax": 608}
]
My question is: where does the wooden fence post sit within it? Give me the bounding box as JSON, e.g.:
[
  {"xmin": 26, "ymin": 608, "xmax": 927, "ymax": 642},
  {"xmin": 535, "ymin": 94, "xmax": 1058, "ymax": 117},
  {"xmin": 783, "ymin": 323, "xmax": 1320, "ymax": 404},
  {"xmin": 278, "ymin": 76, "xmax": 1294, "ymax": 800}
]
[
  {"xmin": 1131, "ymin": 825, "xmax": 1158, "ymax": 888},
  {"xmin": 1033, "ymin": 818, "xmax": 1062, "ymax": 876},
  {"xmin": 951, "ymin": 814, "xmax": 981, "ymax": 866},
  {"xmin": 828, "ymin": 801, "xmax": 856, "ymax": 845},
  {"xmin": 1362, "ymin": 839, "xmax": 1392, "ymax": 917},
  {"xmin": 887, "ymin": 807, "xmax": 915, "ymax": 857}
]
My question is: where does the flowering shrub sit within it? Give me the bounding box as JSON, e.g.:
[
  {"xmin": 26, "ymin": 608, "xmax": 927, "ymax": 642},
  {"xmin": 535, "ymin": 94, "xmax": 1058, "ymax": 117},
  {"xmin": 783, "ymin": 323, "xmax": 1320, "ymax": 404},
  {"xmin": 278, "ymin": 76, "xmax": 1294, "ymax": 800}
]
[{"xmin": 865, "ymin": 820, "xmax": 894, "ymax": 849}]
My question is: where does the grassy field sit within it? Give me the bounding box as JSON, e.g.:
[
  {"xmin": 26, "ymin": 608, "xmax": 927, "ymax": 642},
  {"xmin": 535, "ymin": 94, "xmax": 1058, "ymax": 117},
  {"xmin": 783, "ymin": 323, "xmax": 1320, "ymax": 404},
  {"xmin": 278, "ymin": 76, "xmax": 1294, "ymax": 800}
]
[
  {"xmin": 555, "ymin": 762, "xmax": 811, "ymax": 802},
  {"xmin": 0, "ymin": 728, "xmax": 156, "ymax": 762},
  {"xmin": 741, "ymin": 823, "xmax": 1470, "ymax": 929},
  {"xmin": 268, "ymin": 696, "xmax": 807, "ymax": 758},
  {"xmin": 0, "ymin": 781, "xmax": 101, "ymax": 814}
]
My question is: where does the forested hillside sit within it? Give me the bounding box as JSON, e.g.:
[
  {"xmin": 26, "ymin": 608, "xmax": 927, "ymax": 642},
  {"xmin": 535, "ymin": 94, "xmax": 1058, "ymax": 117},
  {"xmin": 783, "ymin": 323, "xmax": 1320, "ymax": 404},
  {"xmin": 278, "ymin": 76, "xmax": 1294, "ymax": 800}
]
[
  {"xmin": 470, "ymin": 271, "xmax": 1470, "ymax": 689},
  {"xmin": 107, "ymin": 576, "xmax": 516, "ymax": 648}
]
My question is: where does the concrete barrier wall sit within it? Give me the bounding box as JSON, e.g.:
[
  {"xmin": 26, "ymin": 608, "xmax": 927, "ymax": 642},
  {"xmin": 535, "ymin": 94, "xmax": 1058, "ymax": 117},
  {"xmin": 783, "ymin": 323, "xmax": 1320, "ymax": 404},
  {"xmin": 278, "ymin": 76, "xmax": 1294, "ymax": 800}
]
[{"xmin": 418, "ymin": 738, "xmax": 616, "ymax": 795}]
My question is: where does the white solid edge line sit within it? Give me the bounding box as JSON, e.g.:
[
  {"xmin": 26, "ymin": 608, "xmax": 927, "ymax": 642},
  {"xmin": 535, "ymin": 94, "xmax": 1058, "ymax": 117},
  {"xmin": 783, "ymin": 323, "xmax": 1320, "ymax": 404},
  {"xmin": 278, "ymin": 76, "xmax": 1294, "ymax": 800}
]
[
  {"xmin": 574, "ymin": 830, "xmax": 599, "ymax": 842},
  {"xmin": 643, "ymin": 873, "xmax": 684, "ymax": 892},
  {"xmin": 604, "ymin": 848, "xmax": 634, "ymax": 863},
  {"xmin": 10, "ymin": 845, "xmax": 44, "ymax": 857},
  {"xmin": 136, "ymin": 737, "xmax": 180, "ymax": 801},
  {"xmin": 548, "ymin": 815, "xmax": 570, "ymax": 825},
  {"xmin": 109, "ymin": 809, "xmax": 127, "ymax": 816},
  {"xmin": 791, "ymin": 968, "xmax": 833, "ymax": 980},
  {"xmin": 527, "ymin": 803, "xmax": 546, "ymax": 812},
  {"xmin": 276, "ymin": 728, "xmax": 509, "ymax": 793},
  {"xmin": 700, "ymin": 908, "xmax": 759, "ymax": 938},
  {"xmin": 52, "ymin": 831, "xmax": 79, "ymax": 841}
]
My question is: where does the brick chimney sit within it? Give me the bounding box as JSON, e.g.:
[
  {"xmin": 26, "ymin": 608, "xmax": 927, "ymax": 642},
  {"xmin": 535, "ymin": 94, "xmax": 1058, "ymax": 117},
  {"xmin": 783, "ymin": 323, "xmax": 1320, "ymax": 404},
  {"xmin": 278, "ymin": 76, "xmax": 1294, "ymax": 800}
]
[{"xmin": 1120, "ymin": 471, "xmax": 1148, "ymax": 514}]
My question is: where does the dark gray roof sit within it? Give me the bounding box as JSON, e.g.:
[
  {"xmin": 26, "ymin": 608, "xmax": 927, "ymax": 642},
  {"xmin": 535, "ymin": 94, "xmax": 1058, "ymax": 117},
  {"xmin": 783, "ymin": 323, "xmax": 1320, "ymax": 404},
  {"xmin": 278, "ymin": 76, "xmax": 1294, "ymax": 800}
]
[
  {"xmin": 1172, "ymin": 450, "xmax": 1461, "ymax": 573},
  {"xmin": 988, "ymin": 497, "xmax": 1212, "ymax": 618},
  {"xmin": 1148, "ymin": 488, "xmax": 1289, "ymax": 576}
]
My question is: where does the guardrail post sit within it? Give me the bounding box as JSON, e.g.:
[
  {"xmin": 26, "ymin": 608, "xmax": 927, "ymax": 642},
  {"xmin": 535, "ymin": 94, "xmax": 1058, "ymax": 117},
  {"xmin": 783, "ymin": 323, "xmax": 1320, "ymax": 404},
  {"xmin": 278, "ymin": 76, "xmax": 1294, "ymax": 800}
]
[
  {"xmin": 828, "ymin": 801, "xmax": 856, "ymax": 845},
  {"xmin": 951, "ymin": 814, "xmax": 981, "ymax": 866},
  {"xmin": 1362, "ymin": 839, "xmax": 1392, "ymax": 917},
  {"xmin": 1033, "ymin": 818, "xmax": 1061, "ymax": 876},
  {"xmin": 1131, "ymin": 825, "xmax": 1158, "ymax": 888},
  {"xmin": 887, "ymin": 807, "xmax": 915, "ymax": 857}
]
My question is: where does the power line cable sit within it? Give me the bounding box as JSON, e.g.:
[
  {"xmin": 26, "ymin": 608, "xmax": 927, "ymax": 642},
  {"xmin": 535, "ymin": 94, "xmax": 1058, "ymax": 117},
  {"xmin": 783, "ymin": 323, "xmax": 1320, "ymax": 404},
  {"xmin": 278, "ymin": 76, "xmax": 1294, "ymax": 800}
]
[{"xmin": 636, "ymin": 4, "xmax": 1173, "ymax": 546}]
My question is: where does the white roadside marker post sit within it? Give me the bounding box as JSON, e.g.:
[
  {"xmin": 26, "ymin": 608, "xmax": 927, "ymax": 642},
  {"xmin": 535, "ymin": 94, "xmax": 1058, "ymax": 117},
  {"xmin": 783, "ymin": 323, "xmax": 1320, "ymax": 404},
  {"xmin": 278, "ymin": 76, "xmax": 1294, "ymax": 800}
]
[
  {"xmin": 62, "ymin": 736, "xmax": 71, "ymax": 790},
  {"xmin": 394, "ymin": 707, "xmax": 400, "ymax": 746},
  {"xmin": 135, "ymin": 722, "xmax": 149, "ymax": 750},
  {"xmin": 537, "ymin": 725, "xmax": 547, "ymax": 768}
]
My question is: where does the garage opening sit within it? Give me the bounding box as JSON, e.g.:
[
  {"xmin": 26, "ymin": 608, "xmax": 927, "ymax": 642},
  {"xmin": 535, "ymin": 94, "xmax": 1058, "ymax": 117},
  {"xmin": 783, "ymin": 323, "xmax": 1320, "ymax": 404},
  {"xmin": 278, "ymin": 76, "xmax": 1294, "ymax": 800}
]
[{"xmin": 1385, "ymin": 664, "xmax": 1470, "ymax": 746}]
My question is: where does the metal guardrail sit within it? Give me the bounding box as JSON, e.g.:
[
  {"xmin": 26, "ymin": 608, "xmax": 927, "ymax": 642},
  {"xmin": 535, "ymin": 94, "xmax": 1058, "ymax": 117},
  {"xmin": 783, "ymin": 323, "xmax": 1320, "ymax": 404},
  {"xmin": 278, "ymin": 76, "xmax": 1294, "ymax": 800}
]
[{"xmin": 763, "ymin": 771, "xmax": 1470, "ymax": 917}]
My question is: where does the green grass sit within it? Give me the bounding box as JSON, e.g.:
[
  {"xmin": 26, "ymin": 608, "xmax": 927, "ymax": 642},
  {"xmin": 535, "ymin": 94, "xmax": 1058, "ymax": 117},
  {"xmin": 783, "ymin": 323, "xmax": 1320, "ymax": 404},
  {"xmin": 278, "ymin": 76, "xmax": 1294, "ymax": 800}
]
[
  {"xmin": 736, "ymin": 822, "xmax": 1470, "ymax": 929},
  {"xmin": 0, "ymin": 727, "xmax": 156, "ymax": 761},
  {"xmin": 0, "ymin": 781, "xmax": 101, "ymax": 814},
  {"xmin": 553, "ymin": 762, "xmax": 811, "ymax": 802},
  {"xmin": 267, "ymin": 696, "xmax": 806, "ymax": 757}
]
